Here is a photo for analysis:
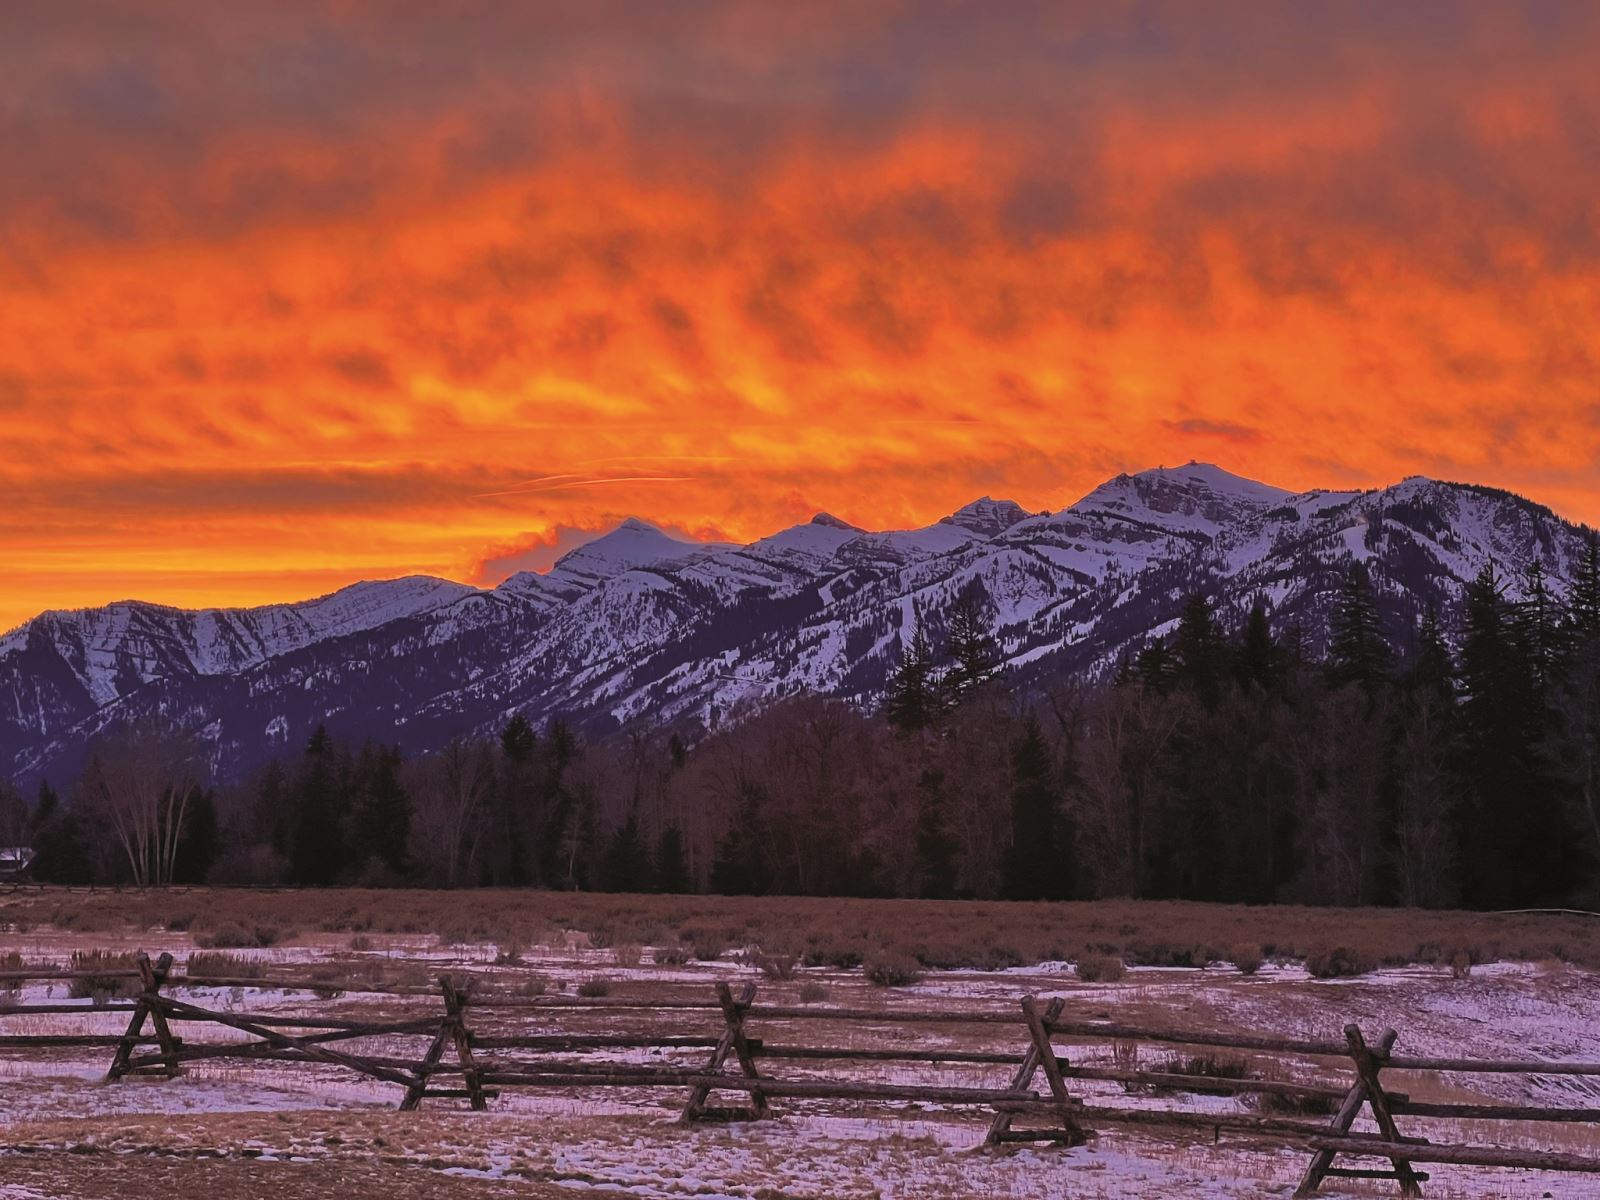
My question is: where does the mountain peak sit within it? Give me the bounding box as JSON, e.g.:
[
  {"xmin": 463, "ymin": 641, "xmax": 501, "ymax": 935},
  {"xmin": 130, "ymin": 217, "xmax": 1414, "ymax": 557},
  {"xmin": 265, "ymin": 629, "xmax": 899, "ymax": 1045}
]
[
  {"xmin": 809, "ymin": 512, "xmax": 862, "ymax": 531},
  {"xmin": 1068, "ymin": 462, "xmax": 1292, "ymax": 538},
  {"xmin": 1129, "ymin": 461, "xmax": 1287, "ymax": 496},
  {"xmin": 942, "ymin": 496, "xmax": 1031, "ymax": 537},
  {"xmin": 548, "ymin": 517, "xmax": 703, "ymax": 583}
]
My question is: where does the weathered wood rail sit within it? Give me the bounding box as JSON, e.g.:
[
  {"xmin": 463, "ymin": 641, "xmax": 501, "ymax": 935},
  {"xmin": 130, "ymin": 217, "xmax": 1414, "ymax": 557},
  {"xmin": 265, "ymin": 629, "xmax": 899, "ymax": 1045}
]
[{"xmin": 3, "ymin": 955, "xmax": 1599, "ymax": 1196}]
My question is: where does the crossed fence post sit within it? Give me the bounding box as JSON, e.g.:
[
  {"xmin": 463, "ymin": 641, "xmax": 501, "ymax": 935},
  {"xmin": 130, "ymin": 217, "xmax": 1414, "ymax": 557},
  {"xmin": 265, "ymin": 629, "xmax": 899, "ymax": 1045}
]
[
  {"xmin": 105, "ymin": 951, "xmax": 181, "ymax": 1080},
  {"xmin": 680, "ymin": 982, "xmax": 767, "ymax": 1122},
  {"xmin": 401, "ymin": 976, "xmax": 487, "ymax": 1110},
  {"xmin": 1295, "ymin": 1025, "xmax": 1425, "ymax": 1198},
  {"xmin": 985, "ymin": 995, "xmax": 1089, "ymax": 1147}
]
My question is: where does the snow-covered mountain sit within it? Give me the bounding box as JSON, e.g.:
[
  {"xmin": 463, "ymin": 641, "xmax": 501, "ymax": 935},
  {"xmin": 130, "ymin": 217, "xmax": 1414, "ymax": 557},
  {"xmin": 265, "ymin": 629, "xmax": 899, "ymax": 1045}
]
[{"xmin": 2, "ymin": 463, "xmax": 1590, "ymax": 785}]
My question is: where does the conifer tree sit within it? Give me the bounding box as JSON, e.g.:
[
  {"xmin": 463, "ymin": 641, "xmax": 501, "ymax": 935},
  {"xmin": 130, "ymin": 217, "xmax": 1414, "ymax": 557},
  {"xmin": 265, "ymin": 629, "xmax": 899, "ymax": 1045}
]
[
  {"xmin": 1410, "ymin": 606, "xmax": 1455, "ymax": 699},
  {"xmin": 27, "ymin": 802, "xmax": 92, "ymax": 884},
  {"xmin": 1173, "ymin": 593, "xmax": 1226, "ymax": 705},
  {"xmin": 1572, "ymin": 531, "xmax": 1600, "ymax": 637},
  {"xmin": 290, "ymin": 725, "xmax": 349, "ymax": 885},
  {"xmin": 1516, "ymin": 560, "xmax": 1566, "ymax": 693},
  {"xmin": 710, "ymin": 780, "xmax": 770, "ymax": 895},
  {"xmin": 884, "ymin": 614, "xmax": 942, "ymax": 732},
  {"xmin": 1457, "ymin": 565, "xmax": 1581, "ymax": 907},
  {"xmin": 653, "ymin": 825, "xmax": 691, "ymax": 893},
  {"xmin": 944, "ymin": 587, "xmax": 1000, "ymax": 700},
  {"xmin": 173, "ymin": 788, "xmax": 219, "ymax": 883},
  {"xmin": 1136, "ymin": 640, "xmax": 1174, "ymax": 692},
  {"xmin": 500, "ymin": 714, "xmax": 536, "ymax": 764},
  {"xmin": 914, "ymin": 768, "xmax": 958, "ymax": 899},
  {"xmin": 1236, "ymin": 600, "xmax": 1279, "ymax": 692},
  {"xmin": 603, "ymin": 816, "xmax": 653, "ymax": 892},
  {"xmin": 1002, "ymin": 716, "xmax": 1067, "ymax": 900},
  {"xmin": 1327, "ymin": 563, "xmax": 1390, "ymax": 694},
  {"xmin": 351, "ymin": 742, "xmax": 411, "ymax": 874}
]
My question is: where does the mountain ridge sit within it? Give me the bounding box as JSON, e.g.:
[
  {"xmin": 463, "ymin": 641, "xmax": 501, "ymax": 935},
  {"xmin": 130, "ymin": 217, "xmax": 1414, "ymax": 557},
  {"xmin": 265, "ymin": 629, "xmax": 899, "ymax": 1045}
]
[{"xmin": 2, "ymin": 462, "xmax": 1592, "ymax": 786}]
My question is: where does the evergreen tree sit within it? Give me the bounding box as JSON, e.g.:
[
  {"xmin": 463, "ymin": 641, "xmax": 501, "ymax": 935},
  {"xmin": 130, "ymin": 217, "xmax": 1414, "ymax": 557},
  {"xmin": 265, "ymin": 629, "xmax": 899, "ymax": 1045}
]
[
  {"xmin": 653, "ymin": 825, "xmax": 691, "ymax": 893},
  {"xmin": 1571, "ymin": 531, "xmax": 1600, "ymax": 637},
  {"xmin": 351, "ymin": 742, "xmax": 411, "ymax": 875},
  {"xmin": 884, "ymin": 614, "xmax": 942, "ymax": 732},
  {"xmin": 1457, "ymin": 565, "xmax": 1581, "ymax": 907},
  {"xmin": 1235, "ymin": 600, "xmax": 1279, "ymax": 692},
  {"xmin": 500, "ymin": 714, "xmax": 536, "ymax": 764},
  {"xmin": 1002, "ymin": 716, "xmax": 1068, "ymax": 900},
  {"xmin": 1327, "ymin": 563, "xmax": 1390, "ymax": 694},
  {"xmin": 913, "ymin": 768, "xmax": 958, "ymax": 899},
  {"xmin": 944, "ymin": 587, "xmax": 1000, "ymax": 700},
  {"xmin": 602, "ymin": 816, "xmax": 653, "ymax": 892},
  {"xmin": 28, "ymin": 809, "xmax": 92, "ymax": 883},
  {"xmin": 1173, "ymin": 593, "xmax": 1226, "ymax": 705},
  {"xmin": 290, "ymin": 725, "xmax": 350, "ymax": 885},
  {"xmin": 545, "ymin": 718, "xmax": 576, "ymax": 773},
  {"xmin": 1409, "ymin": 606, "xmax": 1456, "ymax": 700},
  {"xmin": 172, "ymin": 788, "xmax": 219, "ymax": 883},
  {"xmin": 1136, "ymin": 640, "xmax": 1174, "ymax": 692},
  {"xmin": 710, "ymin": 780, "xmax": 770, "ymax": 895},
  {"xmin": 1516, "ymin": 560, "xmax": 1566, "ymax": 693},
  {"xmin": 1112, "ymin": 650, "xmax": 1138, "ymax": 687},
  {"xmin": 33, "ymin": 780, "xmax": 58, "ymax": 826}
]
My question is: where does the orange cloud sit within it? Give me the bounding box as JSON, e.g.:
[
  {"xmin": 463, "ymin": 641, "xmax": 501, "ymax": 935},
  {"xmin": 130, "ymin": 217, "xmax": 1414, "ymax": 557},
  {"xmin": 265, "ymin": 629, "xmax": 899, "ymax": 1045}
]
[{"xmin": 2, "ymin": 3, "xmax": 1599, "ymax": 630}]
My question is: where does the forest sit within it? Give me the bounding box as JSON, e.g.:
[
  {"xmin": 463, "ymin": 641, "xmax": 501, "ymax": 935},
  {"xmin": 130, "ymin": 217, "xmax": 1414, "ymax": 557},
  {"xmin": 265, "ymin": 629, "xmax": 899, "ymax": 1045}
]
[{"xmin": 6, "ymin": 540, "xmax": 1600, "ymax": 912}]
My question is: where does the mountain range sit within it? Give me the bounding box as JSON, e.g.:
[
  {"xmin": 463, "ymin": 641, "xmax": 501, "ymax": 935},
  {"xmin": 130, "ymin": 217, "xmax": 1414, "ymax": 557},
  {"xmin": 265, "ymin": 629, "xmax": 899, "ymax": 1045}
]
[{"xmin": 2, "ymin": 462, "xmax": 1591, "ymax": 787}]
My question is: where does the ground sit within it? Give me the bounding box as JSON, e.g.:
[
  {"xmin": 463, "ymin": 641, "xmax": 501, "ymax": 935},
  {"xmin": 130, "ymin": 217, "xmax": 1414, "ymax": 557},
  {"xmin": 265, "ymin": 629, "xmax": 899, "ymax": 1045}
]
[{"xmin": 1, "ymin": 890, "xmax": 1597, "ymax": 1198}]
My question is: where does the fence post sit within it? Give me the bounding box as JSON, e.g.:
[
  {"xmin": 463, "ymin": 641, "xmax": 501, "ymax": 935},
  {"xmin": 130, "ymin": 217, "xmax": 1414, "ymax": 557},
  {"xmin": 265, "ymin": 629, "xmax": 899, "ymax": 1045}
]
[
  {"xmin": 1295, "ymin": 1025, "xmax": 1423, "ymax": 1198},
  {"xmin": 986, "ymin": 996, "xmax": 1066, "ymax": 1146},
  {"xmin": 400, "ymin": 981, "xmax": 457, "ymax": 1111},
  {"xmin": 681, "ymin": 982, "xmax": 761, "ymax": 1122},
  {"xmin": 1019, "ymin": 995, "xmax": 1089, "ymax": 1146},
  {"xmin": 139, "ymin": 952, "xmax": 183, "ymax": 1077},
  {"xmin": 105, "ymin": 951, "xmax": 173, "ymax": 1081},
  {"xmin": 442, "ymin": 978, "xmax": 488, "ymax": 1111}
]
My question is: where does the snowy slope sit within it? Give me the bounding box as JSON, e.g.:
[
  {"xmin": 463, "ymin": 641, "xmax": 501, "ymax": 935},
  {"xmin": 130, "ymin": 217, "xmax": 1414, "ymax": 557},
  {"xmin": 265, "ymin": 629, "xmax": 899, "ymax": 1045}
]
[{"xmin": 2, "ymin": 463, "xmax": 1591, "ymax": 785}]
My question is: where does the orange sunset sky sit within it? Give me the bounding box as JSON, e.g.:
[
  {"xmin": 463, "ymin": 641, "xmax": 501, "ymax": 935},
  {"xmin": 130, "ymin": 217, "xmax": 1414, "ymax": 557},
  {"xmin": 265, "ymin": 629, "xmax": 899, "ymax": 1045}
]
[{"xmin": 3, "ymin": 2, "xmax": 1599, "ymax": 633}]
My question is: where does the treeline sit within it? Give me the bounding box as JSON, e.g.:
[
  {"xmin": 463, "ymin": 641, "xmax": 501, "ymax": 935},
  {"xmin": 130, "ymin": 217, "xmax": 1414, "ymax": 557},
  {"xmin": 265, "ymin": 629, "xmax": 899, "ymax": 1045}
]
[{"xmin": 6, "ymin": 545, "xmax": 1600, "ymax": 909}]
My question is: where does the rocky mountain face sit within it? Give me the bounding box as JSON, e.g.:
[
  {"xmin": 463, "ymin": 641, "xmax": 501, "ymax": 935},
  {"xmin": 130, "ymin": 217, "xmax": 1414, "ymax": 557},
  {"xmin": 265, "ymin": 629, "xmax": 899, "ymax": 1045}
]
[{"xmin": 1, "ymin": 463, "xmax": 1589, "ymax": 786}]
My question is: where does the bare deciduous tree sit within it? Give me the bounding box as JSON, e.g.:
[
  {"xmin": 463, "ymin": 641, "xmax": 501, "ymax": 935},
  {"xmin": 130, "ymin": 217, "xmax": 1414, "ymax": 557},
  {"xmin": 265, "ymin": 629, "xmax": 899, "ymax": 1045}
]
[{"xmin": 78, "ymin": 721, "xmax": 202, "ymax": 887}]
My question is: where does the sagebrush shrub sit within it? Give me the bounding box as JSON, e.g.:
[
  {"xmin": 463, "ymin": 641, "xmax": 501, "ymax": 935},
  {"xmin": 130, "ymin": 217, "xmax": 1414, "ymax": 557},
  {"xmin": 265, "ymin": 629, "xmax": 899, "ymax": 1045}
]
[
  {"xmin": 864, "ymin": 952, "xmax": 923, "ymax": 988},
  {"xmin": 1230, "ymin": 944, "xmax": 1264, "ymax": 975},
  {"xmin": 1305, "ymin": 944, "xmax": 1375, "ymax": 979},
  {"xmin": 1076, "ymin": 954, "xmax": 1126, "ymax": 983}
]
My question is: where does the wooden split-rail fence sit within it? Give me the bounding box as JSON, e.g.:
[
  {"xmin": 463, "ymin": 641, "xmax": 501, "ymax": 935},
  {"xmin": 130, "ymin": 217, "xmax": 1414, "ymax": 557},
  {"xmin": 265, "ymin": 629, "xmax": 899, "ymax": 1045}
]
[{"xmin": 3, "ymin": 955, "xmax": 1600, "ymax": 1197}]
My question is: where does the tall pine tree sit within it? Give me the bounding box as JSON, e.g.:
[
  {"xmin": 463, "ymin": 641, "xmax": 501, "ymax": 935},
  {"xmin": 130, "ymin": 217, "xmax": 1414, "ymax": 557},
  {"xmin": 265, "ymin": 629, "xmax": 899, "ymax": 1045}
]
[
  {"xmin": 944, "ymin": 586, "xmax": 1000, "ymax": 701},
  {"xmin": 1173, "ymin": 593, "xmax": 1226, "ymax": 705},
  {"xmin": 1457, "ymin": 565, "xmax": 1582, "ymax": 907},
  {"xmin": 1001, "ymin": 716, "xmax": 1068, "ymax": 900},
  {"xmin": 884, "ymin": 614, "xmax": 943, "ymax": 732},
  {"xmin": 1235, "ymin": 600, "xmax": 1279, "ymax": 692},
  {"xmin": 1327, "ymin": 563, "xmax": 1390, "ymax": 695},
  {"xmin": 653, "ymin": 825, "xmax": 691, "ymax": 893}
]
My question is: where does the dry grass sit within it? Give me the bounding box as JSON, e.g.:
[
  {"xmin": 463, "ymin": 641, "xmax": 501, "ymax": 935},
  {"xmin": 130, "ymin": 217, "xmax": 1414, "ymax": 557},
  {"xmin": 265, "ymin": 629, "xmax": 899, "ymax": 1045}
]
[
  {"xmin": 185, "ymin": 951, "xmax": 267, "ymax": 978},
  {"xmin": 67, "ymin": 948, "xmax": 137, "ymax": 1001},
  {"xmin": 2, "ymin": 887, "xmax": 1596, "ymax": 971}
]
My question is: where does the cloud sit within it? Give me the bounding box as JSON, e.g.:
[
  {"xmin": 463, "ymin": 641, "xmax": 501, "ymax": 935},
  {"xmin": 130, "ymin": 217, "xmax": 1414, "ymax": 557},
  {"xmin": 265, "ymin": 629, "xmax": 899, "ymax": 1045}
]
[
  {"xmin": 1163, "ymin": 418, "xmax": 1265, "ymax": 445},
  {"xmin": 3, "ymin": 2, "xmax": 1600, "ymax": 629}
]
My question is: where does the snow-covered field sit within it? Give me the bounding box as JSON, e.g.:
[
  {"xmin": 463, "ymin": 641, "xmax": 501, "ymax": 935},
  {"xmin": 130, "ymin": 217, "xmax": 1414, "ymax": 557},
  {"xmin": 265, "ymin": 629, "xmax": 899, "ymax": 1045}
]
[{"xmin": 2, "ymin": 927, "xmax": 1598, "ymax": 1198}]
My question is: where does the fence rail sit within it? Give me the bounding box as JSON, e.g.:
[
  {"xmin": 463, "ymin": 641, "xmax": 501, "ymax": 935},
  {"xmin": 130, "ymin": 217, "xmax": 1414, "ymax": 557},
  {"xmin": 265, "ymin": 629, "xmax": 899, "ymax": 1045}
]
[{"xmin": 4, "ymin": 953, "xmax": 1599, "ymax": 1196}]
